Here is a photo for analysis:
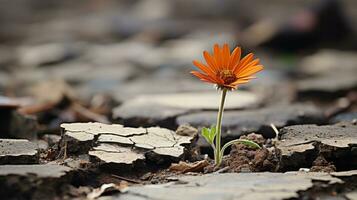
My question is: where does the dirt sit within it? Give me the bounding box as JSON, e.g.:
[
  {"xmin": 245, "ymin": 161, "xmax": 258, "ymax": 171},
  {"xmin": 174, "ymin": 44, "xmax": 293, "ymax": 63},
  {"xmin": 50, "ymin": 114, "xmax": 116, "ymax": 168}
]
[
  {"xmin": 142, "ymin": 130, "xmax": 349, "ymax": 176},
  {"xmin": 310, "ymin": 155, "xmax": 336, "ymax": 172},
  {"xmin": 184, "ymin": 131, "xmax": 349, "ymax": 174},
  {"xmin": 128, "ymin": 133, "xmax": 277, "ymax": 183},
  {"xmin": 203, "ymin": 133, "xmax": 279, "ymax": 173}
]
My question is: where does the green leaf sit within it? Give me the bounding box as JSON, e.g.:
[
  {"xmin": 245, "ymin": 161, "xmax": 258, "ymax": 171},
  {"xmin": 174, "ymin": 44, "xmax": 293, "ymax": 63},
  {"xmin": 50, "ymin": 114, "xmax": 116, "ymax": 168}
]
[
  {"xmin": 201, "ymin": 127, "xmax": 213, "ymax": 144},
  {"xmin": 201, "ymin": 125, "xmax": 217, "ymax": 145},
  {"xmin": 210, "ymin": 125, "xmax": 216, "ymax": 139}
]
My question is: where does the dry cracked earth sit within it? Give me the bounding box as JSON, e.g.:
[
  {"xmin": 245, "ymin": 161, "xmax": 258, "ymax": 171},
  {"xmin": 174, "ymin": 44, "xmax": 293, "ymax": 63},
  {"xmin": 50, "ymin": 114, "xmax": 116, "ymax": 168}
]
[{"xmin": 1, "ymin": 0, "xmax": 357, "ymax": 200}]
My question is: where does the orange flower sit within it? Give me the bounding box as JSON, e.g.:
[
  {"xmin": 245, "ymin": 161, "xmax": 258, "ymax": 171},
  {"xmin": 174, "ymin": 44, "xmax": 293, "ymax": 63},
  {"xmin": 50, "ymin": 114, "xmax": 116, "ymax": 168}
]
[{"xmin": 191, "ymin": 43, "xmax": 263, "ymax": 90}]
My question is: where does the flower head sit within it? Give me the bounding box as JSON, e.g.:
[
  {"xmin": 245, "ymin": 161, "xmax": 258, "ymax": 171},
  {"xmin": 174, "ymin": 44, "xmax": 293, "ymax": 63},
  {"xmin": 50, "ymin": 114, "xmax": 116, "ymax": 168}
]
[{"xmin": 191, "ymin": 43, "xmax": 263, "ymax": 90}]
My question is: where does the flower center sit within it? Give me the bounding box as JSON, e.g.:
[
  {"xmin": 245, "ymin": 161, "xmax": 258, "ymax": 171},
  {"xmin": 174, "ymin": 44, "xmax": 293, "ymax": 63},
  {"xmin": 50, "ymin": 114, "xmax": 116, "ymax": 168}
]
[{"xmin": 218, "ymin": 70, "xmax": 237, "ymax": 84}]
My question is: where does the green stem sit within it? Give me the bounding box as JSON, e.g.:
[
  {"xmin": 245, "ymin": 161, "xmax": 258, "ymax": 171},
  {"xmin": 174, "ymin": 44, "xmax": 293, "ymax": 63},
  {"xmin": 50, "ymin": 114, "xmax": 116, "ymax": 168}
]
[
  {"xmin": 214, "ymin": 88, "xmax": 227, "ymax": 166},
  {"xmin": 220, "ymin": 139, "xmax": 261, "ymax": 159}
]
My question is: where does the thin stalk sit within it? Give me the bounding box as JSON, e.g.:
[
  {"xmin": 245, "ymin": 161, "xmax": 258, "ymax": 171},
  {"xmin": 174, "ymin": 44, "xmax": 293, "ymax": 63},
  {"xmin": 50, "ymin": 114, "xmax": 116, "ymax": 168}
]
[
  {"xmin": 220, "ymin": 139, "xmax": 261, "ymax": 159},
  {"xmin": 214, "ymin": 88, "xmax": 227, "ymax": 166}
]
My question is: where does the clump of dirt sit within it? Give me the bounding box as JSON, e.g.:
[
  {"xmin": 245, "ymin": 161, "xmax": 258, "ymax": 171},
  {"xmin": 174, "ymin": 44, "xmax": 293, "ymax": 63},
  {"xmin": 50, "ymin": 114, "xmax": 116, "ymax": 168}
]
[
  {"xmin": 205, "ymin": 133, "xmax": 280, "ymax": 173},
  {"xmin": 310, "ymin": 155, "xmax": 336, "ymax": 172},
  {"xmin": 139, "ymin": 169, "xmax": 190, "ymax": 184}
]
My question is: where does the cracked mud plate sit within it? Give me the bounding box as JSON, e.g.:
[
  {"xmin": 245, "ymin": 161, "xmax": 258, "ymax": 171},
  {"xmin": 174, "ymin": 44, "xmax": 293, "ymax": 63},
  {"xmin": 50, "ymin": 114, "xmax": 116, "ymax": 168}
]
[
  {"xmin": 277, "ymin": 123, "xmax": 357, "ymax": 171},
  {"xmin": 108, "ymin": 171, "xmax": 357, "ymax": 200},
  {"xmin": 60, "ymin": 122, "xmax": 197, "ymax": 169}
]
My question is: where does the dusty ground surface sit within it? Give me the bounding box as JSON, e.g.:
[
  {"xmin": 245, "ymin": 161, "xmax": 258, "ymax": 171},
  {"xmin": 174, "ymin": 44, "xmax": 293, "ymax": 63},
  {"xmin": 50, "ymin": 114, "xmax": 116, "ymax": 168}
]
[{"xmin": 1, "ymin": 0, "xmax": 357, "ymax": 199}]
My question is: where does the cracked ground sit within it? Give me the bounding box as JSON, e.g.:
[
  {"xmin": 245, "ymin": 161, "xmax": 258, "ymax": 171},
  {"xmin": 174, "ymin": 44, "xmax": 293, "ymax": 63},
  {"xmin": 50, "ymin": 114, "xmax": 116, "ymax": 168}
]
[{"xmin": 0, "ymin": 0, "xmax": 357, "ymax": 199}]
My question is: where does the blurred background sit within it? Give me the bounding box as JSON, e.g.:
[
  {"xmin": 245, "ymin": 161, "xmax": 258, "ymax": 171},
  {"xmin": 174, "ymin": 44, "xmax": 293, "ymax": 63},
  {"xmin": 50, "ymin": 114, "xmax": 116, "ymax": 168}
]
[{"xmin": 0, "ymin": 0, "xmax": 356, "ymax": 135}]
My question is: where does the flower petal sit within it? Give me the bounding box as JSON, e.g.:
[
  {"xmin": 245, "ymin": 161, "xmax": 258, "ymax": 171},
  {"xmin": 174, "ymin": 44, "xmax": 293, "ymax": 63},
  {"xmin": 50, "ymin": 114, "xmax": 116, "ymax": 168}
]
[
  {"xmin": 213, "ymin": 44, "xmax": 222, "ymax": 70},
  {"xmin": 231, "ymin": 79, "xmax": 250, "ymax": 86},
  {"xmin": 222, "ymin": 43, "xmax": 230, "ymax": 69},
  {"xmin": 235, "ymin": 58, "xmax": 260, "ymax": 76},
  {"xmin": 203, "ymin": 51, "xmax": 218, "ymax": 72},
  {"xmin": 233, "ymin": 53, "xmax": 254, "ymax": 73},
  {"xmin": 190, "ymin": 71, "xmax": 217, "ymax": 83},
  {"xmin": 228, "ymin": 47, "xmax": 241, "ymax": 69},
  {"xmin": 238, "ymin": 65, "xmax": 264, "ymax": 78},
  {"xmin": 239, "ymin": 76, "xmax": 256, "ymax": 80},
  {"xmin": 193, "ymin": 60, "xmax": 216, "ymax": 78}
]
